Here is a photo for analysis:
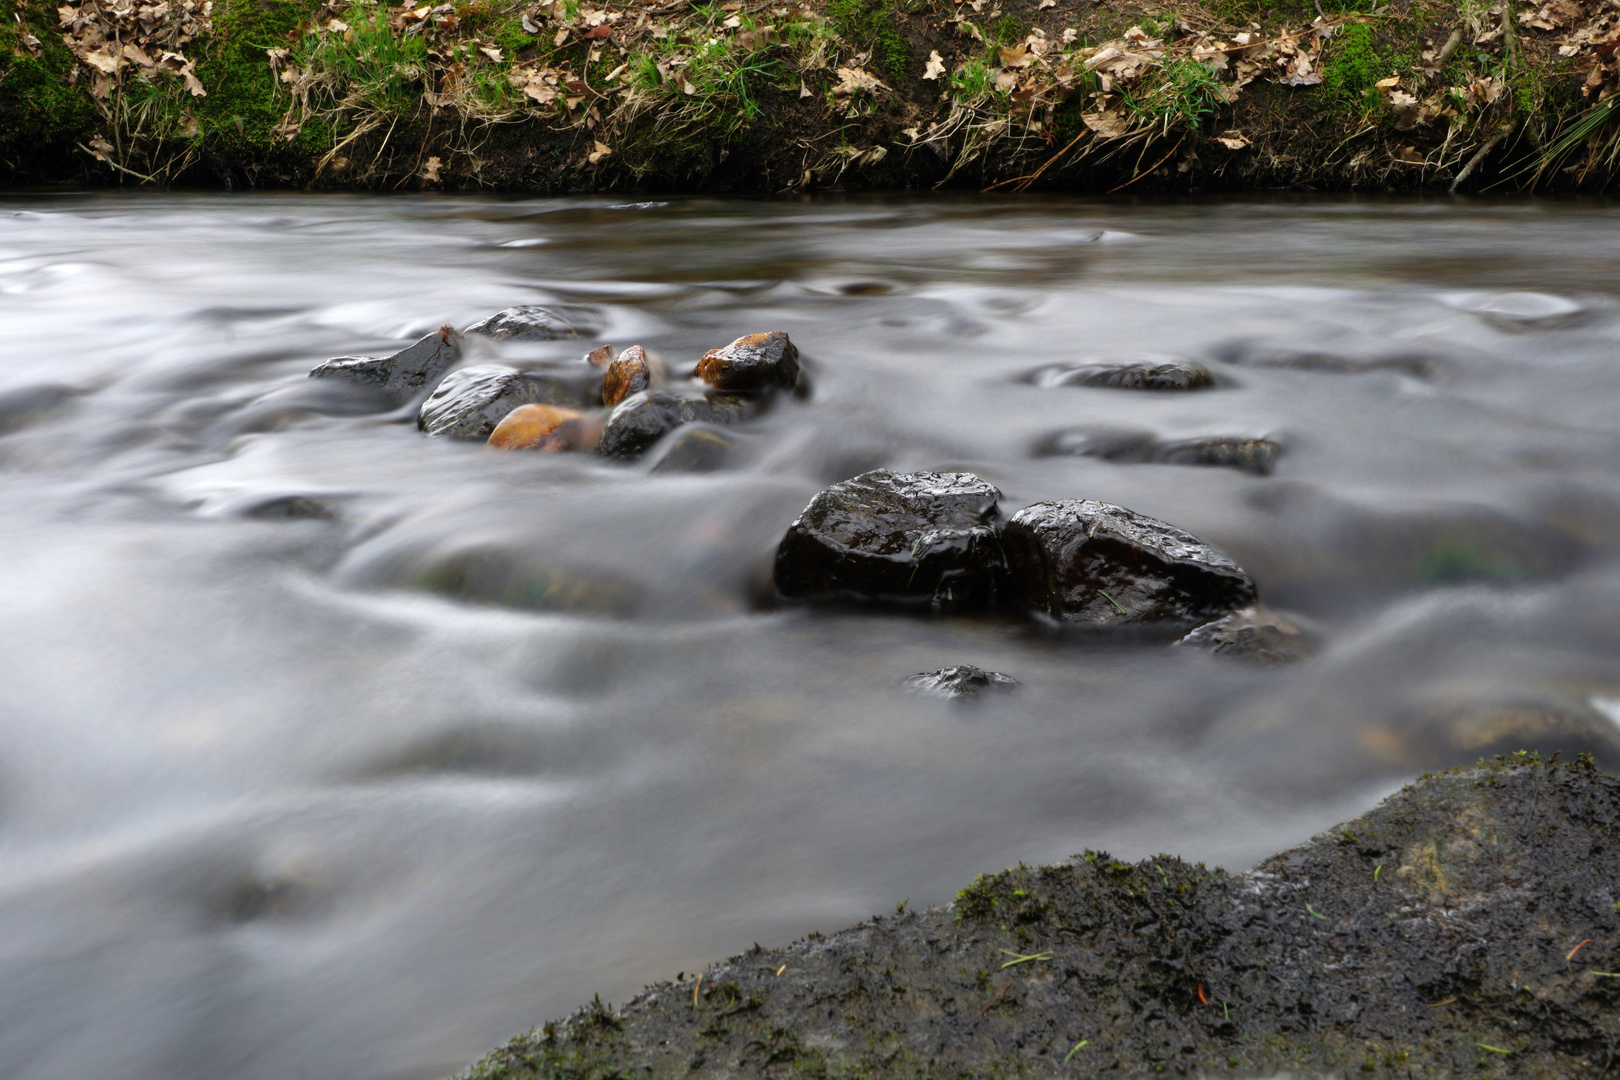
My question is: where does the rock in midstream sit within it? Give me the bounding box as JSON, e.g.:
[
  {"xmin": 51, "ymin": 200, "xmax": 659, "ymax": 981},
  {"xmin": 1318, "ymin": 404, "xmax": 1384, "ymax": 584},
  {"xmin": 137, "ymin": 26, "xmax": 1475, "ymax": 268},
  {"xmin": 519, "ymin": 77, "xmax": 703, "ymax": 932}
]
[
  {"xmin": 1003, "ymin": 499, "xmax": 1256, "ymax": 630},
  {"xmin": 694, "ymin": 330, "xmax": 801, "ymax": 393},
  {"xmin": 647, "ymin": 424, "xmax": 745, "ymax": 474},
  {"xmin": 903, "ymin": 665, "xmax": 1019, "ymax": 700},
  {"xmin": 486, "ymin": 404, "xmax": 593, "ymax": 451},
  {"xmin": 1034, "ymin": 428, "xmax": 1283, "ymax": 476},
  {"xmin": 603, "ymin": 345, "xmax": 663, "ymax": 408},
  {"xmin": 1174, "ymin": 605, "xmax": 1318, "ymax": 665},
  {"xmin": 463, "ymin": 304, "xmax": 602, "ymax": 341},
  {"xmin": 1023, "ymin": 358, "xmax": 1214, "ymax": 391},
  {"xmin": 773, "ymin": 470, "xmax": 1006, "ymax": 608},
  {"xmin": 308, "ymin": 325, "xmax": 462, "ymax": 407},
  {"xmin": 595, "ymin": 390, "xmax": 763, "ymax": 459},
  {"xmin": 457, "ymin": 756, "xmax": 1620, "ymax": 1080},
  {"xmin": 417, "ymin": 364, "xmax": 604, "ymax": 440}
]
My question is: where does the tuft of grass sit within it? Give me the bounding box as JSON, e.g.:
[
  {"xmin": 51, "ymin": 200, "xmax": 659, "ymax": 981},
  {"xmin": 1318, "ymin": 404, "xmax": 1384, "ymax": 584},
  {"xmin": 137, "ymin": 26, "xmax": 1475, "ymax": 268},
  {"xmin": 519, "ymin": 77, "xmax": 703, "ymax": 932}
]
[{"xmin": 1125, "ymin": 58, "xmax": 1226, "ymax": 132}]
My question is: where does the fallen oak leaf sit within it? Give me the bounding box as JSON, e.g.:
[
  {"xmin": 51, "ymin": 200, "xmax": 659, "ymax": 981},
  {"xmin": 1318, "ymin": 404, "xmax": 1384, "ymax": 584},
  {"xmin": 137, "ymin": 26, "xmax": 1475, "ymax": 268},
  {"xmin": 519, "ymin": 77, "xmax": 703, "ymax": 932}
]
[
  {"xmin": 420, "ymin": 155, "xmax": 443, "ymax": 182},
  {"xmin": 922, "ymin": 49, "xmax": 945, "ymax": 79},
  {"xmin": 587, "ymin": 139, "xmax": 612, "ymax": 163}
]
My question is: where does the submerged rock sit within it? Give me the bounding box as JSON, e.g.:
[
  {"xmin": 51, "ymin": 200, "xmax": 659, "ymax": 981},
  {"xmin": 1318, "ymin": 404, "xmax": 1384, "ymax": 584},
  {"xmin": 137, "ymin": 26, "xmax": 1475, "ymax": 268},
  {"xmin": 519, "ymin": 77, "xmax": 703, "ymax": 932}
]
[
  {"xmin": 1004, "ymin": 499, "xmax": 1256, "ymax": 630},
  {"xmin": 417, "ymin": 363, "xmax": 602, "ymax": 440},
  {"xmin": 486, "ymin": 404, "xmax": 591, "ymax": 451},
  {"xmin": 459, "ymin": 756, "xmax": 1620, "ymax": 1080},
  {"xmin": 647, "ymin": 424, "xmax": 745, "ymax": 474},
  {"xmin": 602, "ymin": 345, "xmax": 662, "ymax": 407},
  {"xmin": 463, "ymin": 305, "xmax": 601, "ymax": 341},
  {"xmin": 695, "ymin": 330, "xmax": 801, "ymax": 393},
  {"xmin": 1156, "ymin": 436, "xmax": 1281, "ymax": 476},
  {"xmin": 904, "ymin": 665, "xmax": 1019, "ymax": 700},
  {"xmin": 1023, "ymin": 358, "xmax": 1214, "ymax": 391},
  {"xmin": 1175, "ymin": 605, "xmax": 1317, "ymax": 665},
  {"xmin": 1034, "ymin": 428, "xmax": 1283, "ymax": 476},
  {"xmin": 583, "ymin": 344, "xmax": 614, "ymax": 367},
  {"xmin": 773, "ymin": 470, "xmax": 1005, "ymax": 608},
  {"xmin": 595, "ymin": 390, "xmax": 762, "ymax": 459},
  {"xmin": 308, "ymin": 325, "xmax": 462, "ymax": 407}
]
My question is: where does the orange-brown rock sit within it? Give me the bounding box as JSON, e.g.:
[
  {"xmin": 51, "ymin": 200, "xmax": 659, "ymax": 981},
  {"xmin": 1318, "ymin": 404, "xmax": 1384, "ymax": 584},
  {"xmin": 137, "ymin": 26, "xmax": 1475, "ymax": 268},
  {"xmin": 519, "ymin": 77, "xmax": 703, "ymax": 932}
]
[
  {"xmin": 603, "ymin": 345, "xmax": 661, "ymax": 407},
  {"xmin": 584, "ymin": 345, "xmax": 614, "ymax": 367},
  {"xmin": 694, "ymin": 331, "xmax": 800, "ymax": 392},
  {"xmin": 487, "ymin": 404, "xmax": 588, "ymax": 451}
]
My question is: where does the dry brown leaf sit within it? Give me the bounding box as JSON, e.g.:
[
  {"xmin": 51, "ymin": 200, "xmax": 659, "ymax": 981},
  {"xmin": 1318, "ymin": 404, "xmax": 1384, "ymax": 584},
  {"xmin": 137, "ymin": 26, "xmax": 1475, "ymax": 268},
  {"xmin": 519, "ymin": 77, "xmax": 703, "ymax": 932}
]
[
  {"xmin": 587, "ymin": 140, "xmax": 612, "ymax": 163},
  {"xmin": 1082, "ymin": 109, "xmax": 1129, "ymax": 137},
  {"xmin": 479, "ymin": 44, "xmax": 503, "ymax": 61},
  {"xmin": 1215, "ymin": 131, "xmax": 1250, "ymax": 149},
  {"xmin": 420, "ymin": 155, "xmax": 443, "ymax": 182},
  {"xmin": 922, "ymin": 49, "xmax": 946, "ymax": 79}
]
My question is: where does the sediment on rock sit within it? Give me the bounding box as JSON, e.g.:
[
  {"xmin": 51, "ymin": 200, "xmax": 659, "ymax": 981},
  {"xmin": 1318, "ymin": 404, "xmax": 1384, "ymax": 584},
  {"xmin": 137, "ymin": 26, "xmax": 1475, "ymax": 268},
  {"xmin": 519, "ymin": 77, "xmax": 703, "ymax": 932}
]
[{"xmin": 459, "ymin": 755, "xmax": 1620, "ymax": 1079}]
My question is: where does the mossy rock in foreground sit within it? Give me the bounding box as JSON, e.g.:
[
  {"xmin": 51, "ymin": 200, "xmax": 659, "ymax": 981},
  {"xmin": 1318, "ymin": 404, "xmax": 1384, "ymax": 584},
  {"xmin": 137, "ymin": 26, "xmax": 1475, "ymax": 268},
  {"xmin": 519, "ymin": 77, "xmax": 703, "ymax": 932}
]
[{"xmin": 463, "ymin": 755, "xmax": 1620, "ymax": 1078}]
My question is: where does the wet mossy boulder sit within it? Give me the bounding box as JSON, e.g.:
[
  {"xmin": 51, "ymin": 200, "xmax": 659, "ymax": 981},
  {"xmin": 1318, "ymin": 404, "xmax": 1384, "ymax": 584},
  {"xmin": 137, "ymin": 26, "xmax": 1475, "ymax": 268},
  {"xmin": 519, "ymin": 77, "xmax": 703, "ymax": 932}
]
[
  {"xmin": 1004, "ymin": 499, "xmax": 1256, "ymax": 631},
  {"xmin": 459, "ymin": 755, "xmax": 1620, "ymax": 1080},
  {"xmin": 904, "ymin": 665, "xmax": 1019, "ymax": 700},
  {"xmin": 595, "ymin": 390, "xmax": 762, "ymax": 459},
  {"xmin": 418, "ymin": 364, "xmax": 602, "ymax": 440},
  {"xmin": 308, "ymin": 325, "xmax": 462, "ymax": 407},
  {"xmin": 694, "ymin": 331, "xmax": 801, "ymax": 393},
  {"xmin": 464, "ymin": 305, "xmax": 602, "ymax": 341},
  {"xmin": 774, "ymin": 470, "xmax": 1006, "ymax": 608},
  {"xmin": 1024, "ymin": 358, "xmax": 1214, "ymax": 391}
]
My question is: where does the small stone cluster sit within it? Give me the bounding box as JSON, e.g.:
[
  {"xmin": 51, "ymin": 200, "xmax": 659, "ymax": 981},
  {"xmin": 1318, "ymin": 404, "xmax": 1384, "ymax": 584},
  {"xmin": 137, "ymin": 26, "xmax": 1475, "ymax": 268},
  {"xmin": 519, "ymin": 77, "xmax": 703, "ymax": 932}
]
[{"xmin": 307, "ymin": 306, "xmax": 804, "ymax": 467}]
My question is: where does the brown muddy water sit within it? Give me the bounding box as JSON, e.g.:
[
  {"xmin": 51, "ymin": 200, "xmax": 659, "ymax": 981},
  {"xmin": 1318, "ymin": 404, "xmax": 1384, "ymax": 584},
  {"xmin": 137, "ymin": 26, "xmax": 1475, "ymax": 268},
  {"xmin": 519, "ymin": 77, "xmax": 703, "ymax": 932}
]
[{"xmin": 2, "ymin": 192, "xmax": 1620, "ymax": 1080}]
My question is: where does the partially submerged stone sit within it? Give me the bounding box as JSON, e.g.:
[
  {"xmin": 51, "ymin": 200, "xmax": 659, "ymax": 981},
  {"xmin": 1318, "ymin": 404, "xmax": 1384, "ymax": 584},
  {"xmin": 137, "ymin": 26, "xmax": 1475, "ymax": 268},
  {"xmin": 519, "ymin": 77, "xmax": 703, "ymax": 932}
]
[
  {"xmin": 603, "ymin": 345, "xmax": 662, "ymax": 407},
  {"xmin": 647, "ymin": 424, "xmax": 745, "ymax": 474},
  {"xmin": 773, "ymin": 470, "xmax": 1005, "ymax": 608},
  {"xmin": 458, "ymin": 756, "xmax": 1620, "ymax": 1080},
  {"xmin": 1175, "ymin": 605, "xmax": 1317, "ymax": 665},
  {"xmin": 595, "ymin": 390, "xmax": 762, "ymax": 459},
  {"xmin": 417, "ymin": 363, "xmax": 601, "ymax": 440},
  {"xmin": 1004, "ymin": 499, "xmax": 1255, "ymax": 630},
  {"xmin": 1033, "ymin": 428, "xmax": 1282, "ymax": 475},
  {"xmin": 583, "ymin": 344, "xmax": 614, "ymax": 367},
  {"xmin": 695, "ymin": 330, "xmax": 801, "ymax": 393},
  {"xmin": 1024, "ymin": 358, "xmax": 1214, "ymax": 391},
  {"xmin": 1155, "ymin": 436, "xmax": 1282, "ymax": 476},
  {"xmin": 463, "ymin": 305, "xmax": 601, "ymax": 341},
  {"xmin": 486, "ymin": 404, "xmax": 588, "ymax": 451},
  {"xmin": 308, "ymin": 325, "xmax": 462, "ymax": 407},
  {"xmin": 904, "ymin": 665, "xmax": 1019, "ymax": 700}
]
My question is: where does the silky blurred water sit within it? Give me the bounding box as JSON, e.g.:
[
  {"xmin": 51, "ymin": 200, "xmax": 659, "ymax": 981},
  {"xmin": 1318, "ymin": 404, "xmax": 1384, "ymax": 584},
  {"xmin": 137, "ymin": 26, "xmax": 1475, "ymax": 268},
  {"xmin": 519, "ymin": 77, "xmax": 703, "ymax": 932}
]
[{"xmin": 3, "ymin": 191, "xmax": 1620, "ymax": 1079}]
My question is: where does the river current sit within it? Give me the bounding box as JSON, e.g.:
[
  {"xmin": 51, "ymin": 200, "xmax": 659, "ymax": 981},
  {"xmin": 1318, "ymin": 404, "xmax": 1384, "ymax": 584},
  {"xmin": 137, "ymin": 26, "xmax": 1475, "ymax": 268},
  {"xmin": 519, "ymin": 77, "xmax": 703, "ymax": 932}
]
[{"xmin": 3, "ymin": 193, "xmax": 1620, "ymax": 1079}]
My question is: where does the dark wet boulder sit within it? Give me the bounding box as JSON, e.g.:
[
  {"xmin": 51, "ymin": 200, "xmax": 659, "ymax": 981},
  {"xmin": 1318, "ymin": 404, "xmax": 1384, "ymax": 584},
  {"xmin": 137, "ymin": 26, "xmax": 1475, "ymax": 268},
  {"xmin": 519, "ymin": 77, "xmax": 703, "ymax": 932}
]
[
  {"xmin": 1175, "ymin": 605, "xmax": 1317, "ymax": 665},
  {"xmin": 904, "ymin": 665, "xmax": 1019, "ymax": 700},
  {"xmin": 773, "ymin": 470, "xmax": 1005, "ymax": 608},
  {"xmin": 308, "ymin": 325, "xmax": 462, "ymax": 407},
  {"xmin": 464, "ymin": 305, "xmax": 602, "ymax": 341},
  {"xmin": 595, "ymin": 390, "xmax": 762, "ymax": 459},
  {"xmin": 1004, "ymin": 499, "xmax": 1256, "ymax": 630},
  {"xmin": 418, "ymin": 364, "xmax": 603, "ymax": 440},
  {"xmin": 1023, "ymin": 358, "xmax": 1214, "ymax": 391},
  {"xmin": 486, "ymin": 404, "xmax": 594, "ymax": 451},
  {"xmin": 694, "ymin": 331, "xmax": 801, "ymax": 393},
  {"xmin": 602, "ymin": 345, "xmax": 662, "ymax": 408},
  {"xmin": 647, "ymin": 424, "xmax": 745, "ymax": 474},
  {"xmin": 458, "ymin": 756, "xmax": 1620, "ymax": 1080}
]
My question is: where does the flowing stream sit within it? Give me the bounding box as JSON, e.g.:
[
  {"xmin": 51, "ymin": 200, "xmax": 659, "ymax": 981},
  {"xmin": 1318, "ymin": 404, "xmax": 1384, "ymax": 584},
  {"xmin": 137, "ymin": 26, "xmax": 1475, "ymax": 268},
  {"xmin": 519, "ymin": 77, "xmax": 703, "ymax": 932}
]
[{"xmin": 4, "ymin": 192, "xmax": 1620, "ymax": 1079}]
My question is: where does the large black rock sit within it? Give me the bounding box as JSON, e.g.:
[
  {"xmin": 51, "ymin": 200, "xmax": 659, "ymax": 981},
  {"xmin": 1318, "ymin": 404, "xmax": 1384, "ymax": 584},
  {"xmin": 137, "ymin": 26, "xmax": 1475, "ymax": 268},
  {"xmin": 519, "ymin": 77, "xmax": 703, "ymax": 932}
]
[
  {"xmin": 308, "ymin": 326, "xmax": 462, "ymax": 408},
  {"xmin": 1004, "ymin": 499, "xmax": 1255, "ymax": 630},
  {"xmin": 773, "ymin": 470, "xmax": 1006, "ymax": 608},
  {"xmin": 595, "ymin": 390, "xmax": 761, "ymax": 459},
  {"xmin": 417, "ymin": 364, "xmax": 603, "ymax": 440}
]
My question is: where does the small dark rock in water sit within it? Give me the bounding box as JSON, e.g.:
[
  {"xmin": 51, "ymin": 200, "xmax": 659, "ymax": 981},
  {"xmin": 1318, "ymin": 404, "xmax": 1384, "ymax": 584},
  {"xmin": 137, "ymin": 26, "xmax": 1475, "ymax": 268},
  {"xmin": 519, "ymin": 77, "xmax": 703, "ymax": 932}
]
[
  {"xmin": 774, "ymin": 470, "xmax": 1005, "ymax": 608},
  {"xmin": 647, "ymin": 424, "xmax": 745, "ymax": 474},
  {"xmin": 463, "ymin": 305, "xmax": 601, "ymax": 341},
  {"xmin": 308, "ymin": 325, "xmax": 462, "ymax": 407},
  {"xmin": 417, "ymin": 364, "xmax": 602, "ymax": 440},
  {"xmin": 1175, "ymin": 605, "xmax": 1317, "ymax": 665},
  {"xmin": 603, "ymin": 345, "xmax": 661, "ymax": 407},
  {"xmin": 1004, "ymin": 499, "xmax": 1256, "ymax": 630},
  {"xmin": 1213, "ymin": 340, "xmax": 1436, "ymax": 377},
  {"xmin": 1023, "ymin": 358, "xmax": 1214, "ymax": 391},
  {"xmin": 694, "ymin": 331, "xmax": 801, "ymax": 393},
  {"xmin": 1031, "ymin": 425, "xmax": 1158, "ymax": 462},
  {"xmin": 1156, "ymin": 436, "xmax": 1281, "ymax": 476},
  {"xmin": 904, "ymin": 665, "xmax": 1019, "ymax": 700},
  {"xmin": 460, "ymin": 756, "xmax": 1620, "ymax": 1080},
  {"xmin": 241, "ymin": 494, "xmax": 341, "ymax": 521},
  {"xmin": 595, "ymin": 390, "xmax": 762, "ymax": 459},
  {"xmin": 1034, "ymin": 428, "xmax": 1282, "ymax": 476}
]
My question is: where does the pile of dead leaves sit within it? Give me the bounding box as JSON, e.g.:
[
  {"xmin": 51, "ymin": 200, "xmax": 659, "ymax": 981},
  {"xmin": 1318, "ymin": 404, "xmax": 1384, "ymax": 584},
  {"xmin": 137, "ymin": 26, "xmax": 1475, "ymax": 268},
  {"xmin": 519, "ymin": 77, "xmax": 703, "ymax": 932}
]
[
  {"xmin": 57, "ymin": 0, "xmax": 211, "ymax": 100},
  {"xmin": 1519, "ymin": 0, "xmax": 1620, "ymax": 100}
]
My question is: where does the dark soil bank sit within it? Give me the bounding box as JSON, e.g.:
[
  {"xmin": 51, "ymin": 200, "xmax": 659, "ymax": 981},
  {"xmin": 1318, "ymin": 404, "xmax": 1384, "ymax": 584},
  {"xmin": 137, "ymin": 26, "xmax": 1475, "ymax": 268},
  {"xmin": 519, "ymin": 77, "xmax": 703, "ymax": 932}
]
[{"xmin": 460, "ymin": 755, "xmax": 1620, "ymax": 1078}]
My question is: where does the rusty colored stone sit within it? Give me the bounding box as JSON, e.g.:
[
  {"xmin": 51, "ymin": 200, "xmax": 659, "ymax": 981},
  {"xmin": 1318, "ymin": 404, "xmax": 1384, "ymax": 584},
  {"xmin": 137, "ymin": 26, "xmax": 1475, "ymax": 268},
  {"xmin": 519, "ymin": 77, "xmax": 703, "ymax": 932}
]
[
  {"xmin": 603, "ymin": 345, "xmax": 658, "ymax": 407},
  {"xmin": 487, "ymin": 404, "xmax": 587, "ymax": 451},
  {"xmin": 694, "ymin": 330, "xmax": 800, "ymax": 392},
  {"xmin": 584, "ymin": 345, "xmax": 614, "ymax": 367}
]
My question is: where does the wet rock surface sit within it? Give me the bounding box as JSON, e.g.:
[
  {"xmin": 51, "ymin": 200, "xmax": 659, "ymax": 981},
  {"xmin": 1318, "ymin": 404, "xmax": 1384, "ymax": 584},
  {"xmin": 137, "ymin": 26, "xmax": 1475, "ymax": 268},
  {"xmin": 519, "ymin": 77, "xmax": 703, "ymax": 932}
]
[
  {"xmin": 461, "ymin": 757, "xmax": 1620, "ymax": 1080},
  {"xmin": 774, "ymin": 470, "xmax": 1005, "ymax": 608},
  {"xmin": 1004, "ymin": 499, "xmax": 1256, "ymax": 630},
  {"xmin": 1035, "ymin": 428, "xmax": 1282, "ymax": 476},
  {"xmin": 1023, "ymin": 358, "xmax": 1214, "ymax": 391},
  {"xmin": 904, "ymin": 665, "xmax": 1019, "ymax": 700},
  {"xmin": 417, "ymin": 364, "xmax": 602, "ymax": 440},
  {"xmin": 463, "ymin": 304, "xmax": 601, "ymax": 341},
  {"xmin": 308, "ymin": 325, "xmax": 463, "ymax": 407},
  {"xmin": 595, "ymin": 390, "xmax": 762, "ymax": 459},
  {"xmin": 695, "ymin": 330, "xmax": 801, "ymax": 393},
  {"xmin": 603, "ymin": 345, "xmax": 660, "ymax": 408},
  {"xmin": 1175, "ymin": 605, "xmax": 1318, "ymax": 665},
  {"xmin": 1214, "ymin": 340, "xmax": 1437, "ymax": 377},
  {"xmin": 647, "ymin": 424, "xmax": 746, "ymax": 474},
  {"xmin": 486, "ymin": 404, "xmax": 589, "ymax": 451}
]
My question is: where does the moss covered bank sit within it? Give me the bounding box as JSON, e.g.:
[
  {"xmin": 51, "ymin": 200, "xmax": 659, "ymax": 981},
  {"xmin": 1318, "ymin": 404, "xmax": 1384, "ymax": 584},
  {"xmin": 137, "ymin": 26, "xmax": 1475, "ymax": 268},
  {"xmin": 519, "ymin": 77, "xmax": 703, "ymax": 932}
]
[
  {"xmin": 461, "ymin": 754, "xmax": 1620, "ymax": 1078},
  {"xmin": 6, "ymin": 0, "xmax": 1620, "ymax": 191}
]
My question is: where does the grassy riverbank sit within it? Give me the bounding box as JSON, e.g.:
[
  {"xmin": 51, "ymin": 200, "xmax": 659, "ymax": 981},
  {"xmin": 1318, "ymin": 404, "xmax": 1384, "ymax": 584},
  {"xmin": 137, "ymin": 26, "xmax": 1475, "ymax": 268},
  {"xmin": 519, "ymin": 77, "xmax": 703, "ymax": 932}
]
[{"xmin": 3, "ymin": 0, "xmax": 1615, "ymax": 192}]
